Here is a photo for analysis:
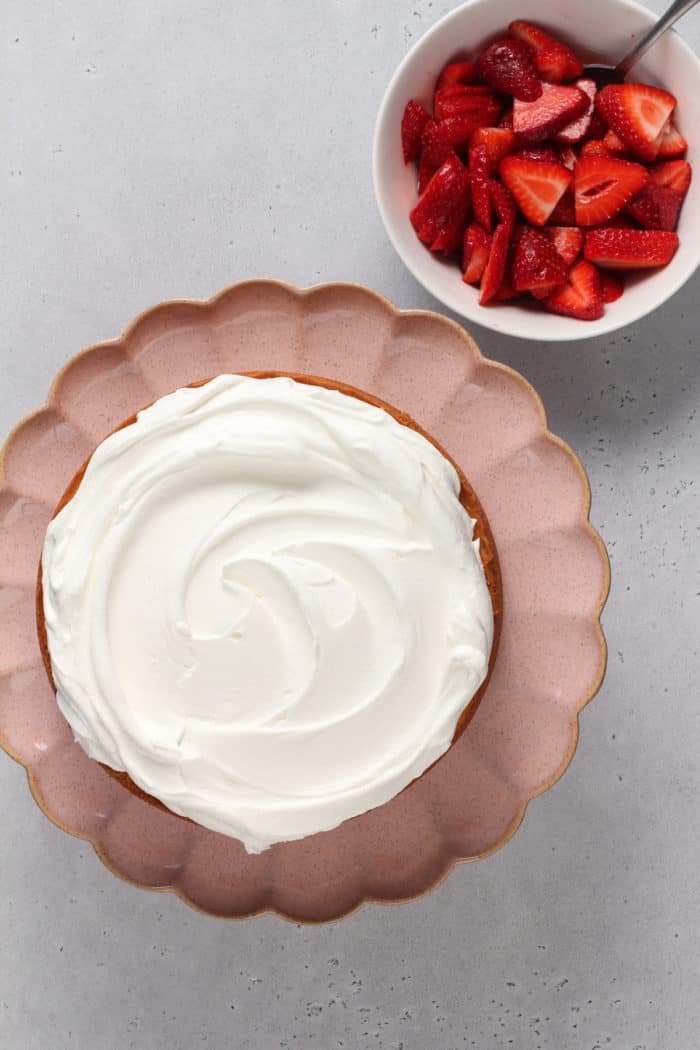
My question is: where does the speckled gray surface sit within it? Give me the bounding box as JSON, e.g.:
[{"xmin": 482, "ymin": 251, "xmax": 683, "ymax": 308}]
[{"xmin": 2, "ymin": 1, "xmax": 699, "ymax": 1047}]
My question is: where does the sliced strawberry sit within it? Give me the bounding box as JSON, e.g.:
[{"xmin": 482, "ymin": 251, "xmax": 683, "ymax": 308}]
[
  {"xmin": 555, "ymin": 79, "xmax": 596, "ymax": 143},
  {"xmin": 418, "ymin": 120, "xmax": 453, "ymax": 193},
  {"xmin": 626, "ymin": 183, "xmax": 682, "ymax": 231},
  {"xmin": 479, "ymin": 223, "xmax": 512, "ymax": 304},
  {"xmin": 580, "ymin": 139, "xmax": 614, "ymax": 159},
  {"xmin": 598, "ymin": 212, "xmax": 641, "ymax": 230},
  {"xmin": 437, "ymin": 60, "xmax": 477, "ymax": 90},
  {"xmin": 402, "ymin": 100, "xmax": 432, "ymax": 165},
  {"xmin": 508, "ymin": 21, "xmax": 583, "ymax": 83},
  {"xmin": 491, "ymin": 180, "xmax": 517, "ymax": 231},
  {"xmin": 469, "ymin": 143, "xmax": 492, "ymax": 230},
  {"xmin": 542, "ymin": 259, "xmax": 604, "ymax": 320},
  {"xmin": 650, "ymin": 159, "xmax": 692, "ymax": 199},
  {"xmin": 513, "ymin": 146, "xmax": 562, "ymax": 164},
  {"xmin": 440, "ymin": 100, "xmax": 504, "ymax": 152},
  {"xmin": 584, "ymin": 227, "xmax": 679, "ymax": 269},
  {"xmin": 596, "ymin": 83, "xmax": 676, "ymax": 162},
  {"xmin": 545, "ymin": 226, "xmax": 584, "ymax": 265},
  {"xmin": 499, "ymin": 109, "xmax": 514, "ymax": 130},
  {"xmin": 470, "ymin": 127, "xmax": 516, "ymax": 171},
  {"xmin": 586, "ymin": 111, "xmax": 609, "ymax": 140},
  {"xmin": 475, "ymin": 39, "xmax": 542, "ymax": 102},
  {"xmin": 435, "ymin": 86, "xmax": 501, "ymax": 122},
  {"xmin": 656, "ymin": 122, "xmax": 688, "ymax": 159},
  {"xmin": 598, "ymin": 271, "xmax": 625, "ymax": 303},
  {"xmin": 500, "ymin": 154, "xmax": 572, "ymax": 226},
  {"xmin": 558, "ymin": 144, "xmax": 577, "ymax": 170},
  {"xmin": 513, "ymin": 226, "xmax": 569, "ymax": 292},
  {"xmin": 514, "ymin": 82, "xmax": 589, "ymax": 143},
  {"xmin": 574, "ymin": 156, "xmax": 648, "ymax": 226},
  {"xmin": 603, "ymin": 129, "xmax": 628, "ymax": 154},
  {"xmin": 547, "ymin": 189, "xmax": 576, "ymax": 226},
  {"xmin": 410, "ymin": 155, "xmax": 472, "ymax": 253},
  {"xmin": 462, "ymin": 222, "xmax": 493, "ymax": 284}
]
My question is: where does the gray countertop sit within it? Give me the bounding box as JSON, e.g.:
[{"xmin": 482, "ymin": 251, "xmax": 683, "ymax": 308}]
[{"xmin": 2, "ymin": 2, "xmax": 699, "ymax": 1047}]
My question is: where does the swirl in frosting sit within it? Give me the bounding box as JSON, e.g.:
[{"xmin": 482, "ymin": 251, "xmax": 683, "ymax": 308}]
[{"xmin": 42, "ymin": 374, "xmax": 494, "ymax": 852}]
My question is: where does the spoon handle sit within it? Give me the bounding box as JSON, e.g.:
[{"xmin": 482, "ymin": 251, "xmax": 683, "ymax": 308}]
[{"xmin": 617, "ymin": 0, "xmax": 700, "ymax": 76}]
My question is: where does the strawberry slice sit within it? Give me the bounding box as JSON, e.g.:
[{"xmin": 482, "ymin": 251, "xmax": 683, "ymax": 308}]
[
  {"xmin": 440, "ymin": 99, "xmax": 504, "ymax": 152},
  {"xmin": 500, "ymin": 155, "xmax": 572, "ymax": 226},
  {"xmin": 470, "ymin": 127, "xmax": 516, "ymax": 171},
  {"xmin": 402, "ymin": 101, "xmax": 432, "ymax": 165},
  {"xmin": 434, "ymin": 86, "xmax": 501, "ymax": 122},
  {"xmin": 418, "ymin": 121, "xmax": 454, "ymax": 193},
  {"xmin": 475, "ymin": 39, "xmax": 542, "ymax": 102},
  {"xmin": 656, "ymin": 123, "xmax": 688, "ymax": 159},
  {"xmin": 555, "ymin": 79, "xmax": 596, "ymax": 143},
  {"xmin": 626, "ymin": 184, "xmax": 682, "ymax": 232},
  {"xmin": 545, "ymin": 226, "xmax": 584, "ymax": 265},
  {"xmin": 469, "ymin": 143, "xmax": 492, "ymax": 230},
  {"xmin": 542, "ymin": 259, "xmax": 604, "ymax": 320},
  {"xmin": 491, "ymin": 181, "xmax": 517, "ymax": 231},
  {"xmin": 508, "ymin": 21, "xmax": 583, "ymax": 83},
  {"xmin": 580, "ymin": 139, "xmax": 614, "ymax": 159},
  {"xmin": 479, "ymin": 222, "xmax": 512, "ymax": 304},
  {"xmin": 513, "ymin": 226, "xmax": 569, "ymax": 292},
  {"xmin": 574, "ymin": 156, "xmax": 648, "ymax": 226},
  {"xmin": 514, "ymin": 82, "xmax": 589, "ymax": 143},
  {"xmin": 462, "ymin": 223, "xmax": 493, "ymax": 284},
  {"xmin": 410, "ymin": 155, "xmax": 472, "ymax": 253},
  {"xmin": 598, "ymin": 271, "xmax": 625, "ymax": 303},
  {"xmin": 584, "ymin": 228, "xmax": 679, "ymax": 269},
  {"xmin": 595, "ymin": 83, "xmax": 676, "ymax": 162},
  {"xmin": 650, "ymin": 159, "xmax": 692, "ymax": 199},
  {"xmin": 437, "ymin": 60, "xmax": 477, "ymax": 90}
]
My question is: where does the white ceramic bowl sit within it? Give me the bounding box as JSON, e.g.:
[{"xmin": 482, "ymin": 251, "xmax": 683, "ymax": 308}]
[{"xmin": 373, "ymin": 0, "xmax": 700, "ymax": 341}]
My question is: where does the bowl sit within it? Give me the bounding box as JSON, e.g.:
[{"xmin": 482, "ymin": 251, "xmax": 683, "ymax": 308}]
[{"xmin": 373, "ymin": 0, "xmax": 700, "ymax": 341}]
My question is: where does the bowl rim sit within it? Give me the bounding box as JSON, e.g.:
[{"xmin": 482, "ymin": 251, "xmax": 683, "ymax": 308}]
[{"xmin": 372, "ymin": 0, "xmax": 700, "ymax": 342}]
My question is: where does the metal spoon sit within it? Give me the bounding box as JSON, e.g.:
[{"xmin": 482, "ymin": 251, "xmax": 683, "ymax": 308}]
[{"xmin": 583, "ymin": 0, "xmax": 700, "ymax": 87}]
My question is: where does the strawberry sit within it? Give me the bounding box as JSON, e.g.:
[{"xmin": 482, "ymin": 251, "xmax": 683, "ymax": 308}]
[
  {"xmin": 555, "ymin": 79, "xmax": 596, "ymax": 143},
  {"xmin": 547, "ymin": 189, "xmax": 576, "ymax": 226},
  {"xmin": 513, "ymin": 147, "xmax": 561, "ymax": 164},
  {"xmin": 650, "ymin": 159, "xmax": 692, "ymax": 199},
  {"xmin": 462, "ymin": 222, "xmax": 493, "ymax": 284},
  {"xmin": 542, "ymin": 259, "xmax": 604, "ymax": 320},
  {"xmin": 603, "ymin": 129, "xmax": 629, "ymax": 154},
  {"xmin": 470, "ymin": 127, "xmax": 516, "ymax": 170},
  {"xmin": 410, "ymin": 155, "xmax": 472, "ymax": 253},
  {"xmin": 508, "ymin": 21, "xmax": 583, "ymax": 83},
  {"xmin": 580, "ymin": 139, "xmax": 614, "ymax": 159},
  {"xmin": 626, "ymin": 183, "xmax": 682, "ymax": 231},
  {"xmin": 596, "ymin": 83, "xmax": 676, "ymax": 162},
  {"xmin": 479, "ymin": 222, "xmax": 512, "ymax": 304},
  {"xmin": 440, "ymin": 99, "xmax": 504, "ymax": 152},
  {"xmin": 437, "ymin": 60, "xmax": 477, "ymax": 90},
  {"xmin": 491, "ymin": 180, "xmax": 517, "ymax": 230},
  {"xmin": 513, "ymin": 226, "xmax": 569, "ymax": 292},
  {"xmin": 586, "ymin": 111, "xmax": 609, "ymax": 141},
  {"xmin": 500, "ymin": 154, "xmax": 572, "ymax": 226},
  {"xmin": 545, "ymin": 226, "xmax": 584, "ymax": 265},
  {"xmin": 469, "ymin": 143, "xmax": 492, "ymax": 230},
  {"xmin": 559, "ymin": 144, "xmax": 577, "ymax": 170},
  {"xmin": 598, "ymin": 271, "xmax": 625, "ymax": 303},
  {"xmin": 434, "ymin": 86, "xmax": 501, "ymax": 122},
  {"xmin": 475, "ymin": 39, "xmax": 542, "ymax": 102},
  {"xmin": 513, "ymin": 82, "xmax": 589, "ymax": 143},
  {"xmin": 574, "ymin": 156, "xmax": 648, "ymax": 226},
  {"xmin": 402, "ymin": 100, "xmax": 432, "ymax": 165},
  {"xmin": 584, "ymin": 227, "xmax": 679, "ymax": 269},
  {"xmin": 418, "ymin": 120, "xmax": 453, "ymax": 193},
  {"xmin": 656, "ymin": 123, "xmax": 688, "ymax": 159}
]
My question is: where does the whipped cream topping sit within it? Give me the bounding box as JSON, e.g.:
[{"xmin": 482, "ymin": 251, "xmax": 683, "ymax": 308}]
[{"xmin": 42, "ymin": 374, "xmax": 494, "ymax": 852}]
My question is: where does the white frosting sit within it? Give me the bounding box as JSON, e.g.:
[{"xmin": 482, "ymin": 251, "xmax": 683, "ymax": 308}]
[{"xmin": 42, "ymin": 374, "xmax": 493, "ymax": 853}]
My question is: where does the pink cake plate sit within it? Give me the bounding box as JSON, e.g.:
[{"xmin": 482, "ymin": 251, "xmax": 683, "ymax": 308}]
[{"xmin": 0, "ymin": 281, "xmax": 609, "ymax": 922}]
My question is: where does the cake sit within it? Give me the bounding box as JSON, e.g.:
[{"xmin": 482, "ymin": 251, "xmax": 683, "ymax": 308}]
[{"xmin": 38, "ymin": 372, "xmax": 501, "ymax": 853}]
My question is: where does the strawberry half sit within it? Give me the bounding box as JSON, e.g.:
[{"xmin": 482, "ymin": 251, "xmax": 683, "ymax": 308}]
[
  {"xmin": 440, "ymin": 98, "xmax": 504, "ymax": 152},
  {"xmin": 584, "ymin": 228, "xmax": 679, "ymax": 269},
  {"xmin": 508, "ymin": 20, "xmax": 583, "ymax": 83},
  {"xmin": 418, "ymin": 120, "xmax": 454, "ymax": 193},
  {"xmin": 545, "ymin": 226, "xmax": 584, "ymax": 265},
  {"xmin": 410, "ymin": 155, "xmax": 472, "ymax": 253},
  {"xmin": 479, "ymin": 222, "xmax": 512, "ymax": 304},
  {"xmin": 475, "ymin": 39, "xmax": 542, "ymax": 102},
  {"xmin": 627, "ymin": 183, "xmax": 682, "ymax": 231},
  {"xmin": 555, "ymin": 79, "xmax": 596, "ymax": 143},
  {"xmin": 470, "ymin": 127, "xmax": 516, "ymax": 171},
  {"xmin": 596, "ymin": 83, "xmax": 676, "ymax": 162},
  {"xmin": 437, "ymin": 60, "xmax": 477, "ymax": 90},
  {"xmin": 500, "ymin": 154, "xmax": 572, "ymax": 226},
  {"xmin": 650, "ymin": 159, "xmax": 692, "ymax": 199},
  {"xmin": 514, "ymin": 82, "xmax": 589, "ymax": 143},
  {"xmin": 656, "ymin": 123, "xmax": 688, "ymax": 159},
  {"xmin": 574, "ymin": 156, "xmax": 648, "ymax": 226},
  {"xmin": 402, "ymin": 100, "xmax": 432, "ymax": 165},
  {"xmin": 469, "ymin": 143, "xmax": 492, "ymax": 230},
  {"xmin": 463, "ymin": 222, "xmax": 493, "ymax": 284},
  {"xmin": 513, "ymin": 226, "xmax": 569, "ymax": 292},
  {"xmin": 542, "ymin": 259, "xmax": 604, "ymax": 320}
]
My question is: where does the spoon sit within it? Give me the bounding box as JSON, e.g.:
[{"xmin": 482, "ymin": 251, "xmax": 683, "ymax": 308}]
[{"xmin": 583, "ymin": 0, "xmax": 700, "ymax": 87}]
